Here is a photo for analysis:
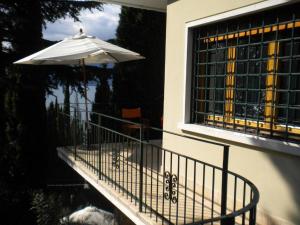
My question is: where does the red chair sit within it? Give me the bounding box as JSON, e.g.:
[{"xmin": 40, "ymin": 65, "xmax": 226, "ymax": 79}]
[{"xmin": 121, "ymin": 108, "xmax": 149, "ymax": 138}]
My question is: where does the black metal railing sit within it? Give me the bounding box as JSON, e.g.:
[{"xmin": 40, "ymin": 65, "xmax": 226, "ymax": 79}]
[{"xmin": 57, "ymin": 107, "xmax": 259, "ymax": 225}]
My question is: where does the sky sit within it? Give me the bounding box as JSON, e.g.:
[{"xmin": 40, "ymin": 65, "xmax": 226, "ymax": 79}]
[
  {"xmin": 43, "ymin": 4, "xmax": 121, "ymax": 41},
  {"xmin": 44, "ymin": 4, "xmax": 121, "ymax": 107}
]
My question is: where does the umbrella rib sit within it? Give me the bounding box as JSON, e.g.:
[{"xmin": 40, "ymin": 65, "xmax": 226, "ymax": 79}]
[{"xmin": 106, "ymin": 52, "xmax": 120, "ymax": 63}]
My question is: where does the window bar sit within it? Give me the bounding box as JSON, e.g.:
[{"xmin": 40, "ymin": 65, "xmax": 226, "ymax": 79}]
[
  {"xmin": 244, "ymin": 19, "xmax": 252, "ymax": 133},
  {"xmin": 223, "ymin": 23, "xmax": 229, "ymax": 129},
  {"xmin": 272, "ymin": 16, "xmax": 280, "ymax": 138},
  {"xmin": 265, "ymin": 41, "xmax": 279, "ymax": 133},
  {"xmin": 225, "ymin": 47, "xmax": 236, "ymax": 124},
  {"xmin": 269, "ymin": 16, "xmax": 280, "ymax": 137},
  {"xmin": 213, "ymin": 25, "xmax": 219, "ymax": 127},
  {"xmin": 285, "ymin": 13, "xmax": 295, "ymax": 140},
  {"xmin": 194, "ymin": 29, "xmax": 199, "ymax": 123},
  {"xmin": 256, "ymin": 18, "xmax": 265, "ymax": 135},
  {"xmin": 233, "ymin": 22, "xmax": 240, "ymax": 131},
  {"xmin": 204, "ymin": 30, "xmax": 209, "ymax": 125},
  {"xmin": 198, "ymin": 35, "xmax": 206, "ymax": 123}
]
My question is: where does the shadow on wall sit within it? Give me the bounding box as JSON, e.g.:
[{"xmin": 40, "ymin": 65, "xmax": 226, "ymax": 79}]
[
  {"xmin": 265, "ymin": 151, "xmax": 300, "ymax": 225},
  {"xmin": 181, "ymin": 129, "xmax": 300, "ymax": 225}
]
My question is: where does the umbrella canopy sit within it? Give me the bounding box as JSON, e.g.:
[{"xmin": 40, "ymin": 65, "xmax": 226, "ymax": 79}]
[
  {"xmin": 13, "ymin": 31, "xmax": 144, "ymax": 134},
  {"xmin": 14, "ymin": 32, "xmax": 144, "ymax": 65}
]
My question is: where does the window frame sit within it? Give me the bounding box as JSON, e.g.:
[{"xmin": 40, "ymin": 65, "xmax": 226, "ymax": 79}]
[{"xmin": 180, "ymin": 0, "xmax": 300, "ymax": 155}]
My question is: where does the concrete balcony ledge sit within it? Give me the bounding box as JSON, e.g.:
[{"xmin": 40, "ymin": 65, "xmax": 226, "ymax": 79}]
[{"xmin": 57, "ymin": 147, "xmax": 158, "ymax": 225}]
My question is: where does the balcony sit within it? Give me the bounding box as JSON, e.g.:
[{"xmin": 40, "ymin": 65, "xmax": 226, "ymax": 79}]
[{"xmin": 56, "ymin": 108, "xmax": 259, "ymax": 225}]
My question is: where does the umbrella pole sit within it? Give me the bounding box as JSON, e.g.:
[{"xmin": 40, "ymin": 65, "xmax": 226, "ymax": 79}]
[{"xmin": 82, "ymin": 59, "xmax": 89, "ymax": 148}]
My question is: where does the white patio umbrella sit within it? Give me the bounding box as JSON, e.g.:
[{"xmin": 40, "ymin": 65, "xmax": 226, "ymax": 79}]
[{"xmin": 14, "ymin": 29, "xmax": 144, "ymax": 123}]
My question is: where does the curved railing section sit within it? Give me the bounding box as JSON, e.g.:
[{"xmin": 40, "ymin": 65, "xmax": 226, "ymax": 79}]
[{"xmin": 56, "ymin": 107, "xmax": 259, "ymax": 225}]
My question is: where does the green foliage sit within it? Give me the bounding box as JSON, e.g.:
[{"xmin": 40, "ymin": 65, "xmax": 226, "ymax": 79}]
[
  {"xmin": 0, "ymin": 1, "xmax": 103, "ymax": 225},
  {"xmin": 91, "ymin": 66, "xmax": 112, "ymax": 124},
  {"xmin": 113, "ymin": 7, "xmax": 166, "ymax": 127},
  {"xmin": 31, "ymin": 191, "xmax": 65, "ymax": 225}
]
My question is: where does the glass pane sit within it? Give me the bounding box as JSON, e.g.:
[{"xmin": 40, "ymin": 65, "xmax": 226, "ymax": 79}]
[{"xmin": 236, "ymin": 76, "xmax": 246, "ymax": 88}]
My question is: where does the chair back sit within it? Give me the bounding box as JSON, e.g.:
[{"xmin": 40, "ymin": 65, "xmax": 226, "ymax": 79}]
[{"xmin": 121, "ymin": 108, "xmax": 141, "ymax": 119}]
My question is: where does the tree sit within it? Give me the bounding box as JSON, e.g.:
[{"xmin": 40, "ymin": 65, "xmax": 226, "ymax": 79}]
[
  {"xmin": 113, "ymin": 7, "xmax": 166, "ymax": 127},
  {"xmin": 0, "ymin": 1, "xmax": 103, "ymax": 224},
  {"xmin": 91, "ymin": 65, "xmax": 112, "ymax": 124}
]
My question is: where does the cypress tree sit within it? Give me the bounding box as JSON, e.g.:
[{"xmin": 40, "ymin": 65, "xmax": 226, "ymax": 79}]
[
  {"xmin": 113, "ymin": 7, "xmax": 166, "ymax": 127},
  {"xmin": 0, "ymin": 1, "xmax": 103, "ymax": 224}
]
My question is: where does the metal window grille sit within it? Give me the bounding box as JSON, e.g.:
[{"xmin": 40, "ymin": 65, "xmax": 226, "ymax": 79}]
[{"xmin": 191, "ymin": 3, "xmax": 300, "ymax": 143}]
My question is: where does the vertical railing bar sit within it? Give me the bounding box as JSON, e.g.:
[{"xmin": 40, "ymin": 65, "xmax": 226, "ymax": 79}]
[
  {"xmin": 114, "ymin": 132, "xmax": 117, "ymax": 190},
  {"xmin": 233, "ymin": 176, "xmax": 237, "ymax": 211},
  {"xmin": 162, "ymin": 150, "xmax": 166, "ymax": 225},
  {"xmin": 242, "ymin": 181, "xmax": 246, "ymax": 225},
  {"xmin": 156, "ymin": 147, "xmax": 160, "ymax": 222},
  {"xmin": 98, "ymin": 123, "xmax": 102, "ymax": 179},
  {"xmin": 176, "ymin": 155, "xmax": 180, "ymax": 225},
  {"xmin": 221, "ymin": 146, "xmax": 229, "ymax": 216},
  {"xmin": 115, "ymin": 132, "xmax": 118, "ymax": 190},
  {"xmin": 169, "ymin": 152, "xmax": 173, "ymax": 223},
  {"xmin": 122, "ymin": 135, "xmax": 125, "ymax": 195},
  {"xmin": 94, "ymin": 126, "xmax": 96, "ymax": 173},
  {"xmin": 118, "ymin": 134, "xmax": 121, "ymax": 192},
  {"xmin": 111, "ymin": 131, "xmax": 114, "ymax": 186},
  {"xmin": 211, "ymin": 167, "xmax": 215, "ymax": 224},
  {"xmin": 107, "ymin": 130, "xmax": 109, "ymax": 183},
  {"xmin": 201, "ymin": 164, "xmax": 206, "ymax": 220},
  {"xmin": 150, "ymin": 145, "xmax": 154, "ymax": 217},
  {"xmin": 74, "ymin": 113, "xmax": 77, "ymax": 161},
  {"xmin": 135, "ymin": 135, "xmax": 138, "ymax": 205},
  {"xmin": 145, "ymin": 141, "xmax": 148, "ymax": 213},
  {"xmin": 88, "ymin": 123, "xmax": 90, "ymax": 170},
  {"xmin": 184, "ymin": 158, "xmax": 188, "ymax": 224},
  {"xmin": 139, "ymin": 125, "xmax": 144, "ymax": 212},
  {"xmin": 117, "ymin": 133, "xmax": 120, "ymax": 192},
  {"xmin": 192, "ymin": 161, "xmax": 196, "ymax": 223},
  {"xmin": 126, "ymin": 137, "xmax": 129, "ymax": 199},
  {"xmin": 130, "ymin": 139, "xmax": 133, "ymax": 202},
  {"xmin": 98, "ymin": 115, "xmax": 102, "ymax": 179}
]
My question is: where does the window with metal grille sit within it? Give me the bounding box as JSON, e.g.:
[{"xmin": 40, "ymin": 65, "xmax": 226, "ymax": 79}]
[{"xmin": 191, "ymin": 4, "xmax": 300, "ymax": 143}]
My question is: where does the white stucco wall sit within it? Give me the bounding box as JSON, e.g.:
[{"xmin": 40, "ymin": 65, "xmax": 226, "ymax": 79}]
[{"xmin": 163, "ymin": 0, "xmax": 300, "ymax": 224}]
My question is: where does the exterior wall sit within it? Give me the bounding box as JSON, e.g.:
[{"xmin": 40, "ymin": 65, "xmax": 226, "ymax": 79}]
[{"xmin": 163, "ymin": 0, "xmax": 300, "ymax": 224}]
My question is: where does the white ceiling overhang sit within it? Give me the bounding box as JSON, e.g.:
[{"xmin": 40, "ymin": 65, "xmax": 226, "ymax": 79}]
[{"xmin": 95, "ymin": 0, "xmax": 167, "ymax": 12}]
